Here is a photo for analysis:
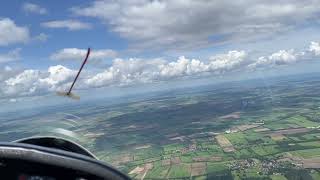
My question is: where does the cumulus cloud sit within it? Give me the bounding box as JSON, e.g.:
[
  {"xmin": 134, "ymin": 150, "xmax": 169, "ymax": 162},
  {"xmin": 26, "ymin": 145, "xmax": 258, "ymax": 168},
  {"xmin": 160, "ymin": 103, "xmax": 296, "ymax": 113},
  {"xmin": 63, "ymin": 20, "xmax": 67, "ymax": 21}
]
[
  {"xmin": 0, "ymin": 50, "xmax": 247, "ymax": 97},
  {"xmin": 0, "ymin": 48, "xmax": 21, "ymax": 63},
  {"xmin": 71, "ymin": 0, "xmax": 320, "ymax": 50},
  {"xmin": 50, "ymin": 48, "xmax": 117, "ymax": 61},
  {"xmin": 269, "ymin": 50, "xmax": 297, "ymax": 63},
  {"xmin": 86, "ymin": 58, "xmax": 166, "ymax": 87},
  {"xmin": 3, "ymin": 69, "xmax": 42, "ymax": 96},
  {"xmin": 39, "ymin": 65, "xmax": 76, "ymax": 91},
  {"xmin": 209, "ymin": 51, "xmax": 247, "ymax": 71},
  {"xmin": 248, "ymin": 41, "xmax": 320, "ymax": 69},
  {"xmin": 248, "ymin": 49, "xmax": 300, "ymax": 68},
  {"xmin": 0, "ymin": 18, "xmax": 30, "ymax": 46},
  {"xmin": 85, "ymin": 50, "xmax": 247, "ymax": 87},
  {"xmin": 2, "ymin": 41, "xmax": 320, "ymax": 98},
  {"xmin": 1, "ymin": 65, "xmax": 76, "ymax": 97},
  {"xmin": 41, "ymin": 20, "xmax": 92, "ymax": 31},
  {"xmin": 309, "ymin": 42, "xmax": 320, "ymax": 56},
  {"xmin": 22, "ymin": 2, "xmax": 47, "ymax": 15}
]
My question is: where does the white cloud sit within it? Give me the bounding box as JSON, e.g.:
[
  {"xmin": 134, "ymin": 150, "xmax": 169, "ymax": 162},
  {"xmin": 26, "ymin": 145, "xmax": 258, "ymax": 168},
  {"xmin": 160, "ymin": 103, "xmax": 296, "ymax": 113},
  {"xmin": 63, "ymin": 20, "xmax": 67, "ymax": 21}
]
[
  {"xmin": 1, "ymin": 65, "xmax": 76, "ymax": 97},
  {"xmin": 86, "ymin": 50, "xmax": 247, "ymax": 87},
  {"xmin": 2, "ymin": 41, "xmax": 320, "ymax": 98},
  {"xmin": 71, "ymin": 0, "xmax": 320, "ymax": 50},
  {"xmin": 3, "ymin": 69, "xmax": 42, "ymax": 96},
  {"xmin": 246, "ymin": 41, "xmax": 320, "ymax": 69},
  {"xmin": 309, "ymin": 41, "xmax": 320, "ymax": 56},
  {"xmin": 0, "ymin": 18, "xmax": 30, "ymax": 46},
  {"xmin": 50, "ymin": 48, "xmax": 117, "ymax": 61},
  {"xmin": 268, "ymin": 49, "xmax": 297, "ymax": 64},
  {"xmin": 41, "ymin": 20, "xmax": 92, "ymax": 31},
  {"xmin": 39, "ymin": 65, "xmax": 76, "ymax": 91},
  {"xmin": 0, "ymin": 50, "xmax": 247, "ymax": 97},
  {"xmin": 248, "ymin": 49, "xmax": 299, "ymax": 68},
  {"xmin": 209, "ymin": 51, "xmax": 247, "ymax": 71},
  {"xmin": 22, "ymin": 2, "xmax": 47, "ymax": 15},
  {"xmin": 0, "ymin": 48, "xmax": 21, "ymax": 63}
]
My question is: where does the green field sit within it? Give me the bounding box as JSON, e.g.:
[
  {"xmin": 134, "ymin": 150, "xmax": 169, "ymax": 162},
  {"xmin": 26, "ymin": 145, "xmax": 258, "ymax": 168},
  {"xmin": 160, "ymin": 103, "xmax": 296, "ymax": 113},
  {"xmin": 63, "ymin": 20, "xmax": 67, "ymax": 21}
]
[
  {"xmin": 207, "ymin": 162, "xmax": 229, "ymax": 174},
  {"xmin": 168, "ymin": 164, "xmax": 190, "ymax": 178},
  {"xmin": 286, "ymin": 115, "xmax": 320, "ymax": 127},
  {"xmin": 310, "ymin": 171, "xmax": 320, "ymax": 180},
  {"xmin": 271, "ymin": 174, "xmax": 287, "ymax": 180},
  {"xmin": 290, "ymin": 148, "xmax": 320, "ymax": 158},
  {"xmin": 225, "ymin": 132, "xmax": 248, "ymax": 146},
  {"xmin": 251, "ymin": 145, "xmax": 281, "ymax": 156},
  {"xmin": 145, "ymin": 165, "xmax": 169, "ymax": 178},
  {"xmin": 4, "ymin": 74, "xmax": 320, "ymax": 179}
]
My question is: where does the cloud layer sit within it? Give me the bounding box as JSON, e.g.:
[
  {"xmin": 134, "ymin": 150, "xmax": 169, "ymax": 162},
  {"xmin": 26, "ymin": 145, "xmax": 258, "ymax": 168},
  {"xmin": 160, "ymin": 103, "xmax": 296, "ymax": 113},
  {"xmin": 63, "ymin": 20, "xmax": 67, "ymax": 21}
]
[
  {"xmin": 2, "ymin": 65, "xmax": 75, "ymax": 97},
  {"xmin": 1, "ymin": 41, "xmax": 320, "ymax": 99},
  {"xmin": 249, "ymin": 42, "xmax": 320, "ymax": 69},
  {"xmin": 86, "ymin": 50, "xmax": 247, "ymax": 87},
  {"xmin": 71, "ymin": 0, "xmax": 320, "ymax": 50}
]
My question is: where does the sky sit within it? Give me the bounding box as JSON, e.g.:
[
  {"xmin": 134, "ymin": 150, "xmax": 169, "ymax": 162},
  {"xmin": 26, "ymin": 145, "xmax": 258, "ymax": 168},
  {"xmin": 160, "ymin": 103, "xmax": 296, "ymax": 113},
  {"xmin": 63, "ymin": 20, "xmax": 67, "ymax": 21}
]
[{"xmin": 1, "ymin": 0, "xmax": 320, "ymax": 102}]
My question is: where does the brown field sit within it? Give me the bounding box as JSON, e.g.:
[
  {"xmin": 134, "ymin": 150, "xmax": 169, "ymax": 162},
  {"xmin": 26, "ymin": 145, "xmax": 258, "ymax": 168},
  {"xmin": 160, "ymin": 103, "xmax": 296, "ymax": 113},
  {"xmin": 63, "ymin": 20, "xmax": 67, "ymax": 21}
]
[
  {"xmin": 144, "ymin": 157, "xmax": 161, "ymax": 163},
  {"xmin": 216, "ymin": 135, "xmax": 235, "ymax": 152},
  {"xmin": 83, "ymin": 132, "xmax": 105, "ymax": 138},
  {"xmin": 129, "ymin": 166, "xmax": 144, "ymax": 175},
  {"xmin": 135, "ymin": 144, "xmax": 151, "ymax": 150},
  {"xmin": 162, "ymin": 159, "xmax": 171, "ymax": 166},
  {"xmin": 114, "ymin": 154, "xmax": 133, "ymax": 165},
  {"xmin": 270, "ymin": 134, "xmax": 286, "ymax": 141},
  {"xmin": 302, "ymin": 157, "xmax": 320, "ymax": 168},
  {"xmin": 122, "ymin": 125, "xmax": 137, "ymax": 129},
  {"xmin": 135, "ymin": 163, "xmax": 154, "ymax": 180},
  {"xmin": 277, "ymin": 152, "xmax": 303, "ymax": 164},
  {"xmin": 165, "ymin": 133, "xmax": 180, "ymax": 138},
  {"xmin": 235, "ymin": 124, "xmax": 261, "ymax": 131},
  {"xmin": 171, "ymin": 157, "xmax": 181, "ymax": 165},
  {"xmin": 169, "ymin": 136, "xmax": 186, "ymax": 142},
  {"xmin": 268, "ymin": 128, "xmax": 310, "ymax": 135},
  {"xmin": 191, "ymin": 162, "xmax": 207, "ymax": 176},
  {"xmin": 192, "ymin": 156, "xmax": 222, "ymax": 162},
  {"xmin": 219, "ymin": 111, "xmax": 241, "ymax": 120},
  {"xmin": 223, "ymin": 147, "xmax": 236, "ymax": 152},
  {"xmin": 254, "ymin": 128, "xmax": 270, "ymax": 132}
]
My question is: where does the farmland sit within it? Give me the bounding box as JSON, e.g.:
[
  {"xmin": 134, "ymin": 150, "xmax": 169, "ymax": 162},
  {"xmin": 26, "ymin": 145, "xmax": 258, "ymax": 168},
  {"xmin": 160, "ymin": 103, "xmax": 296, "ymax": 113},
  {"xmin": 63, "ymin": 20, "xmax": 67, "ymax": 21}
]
[{"xmin": 3, "ymin": 73, "xmax": 320, "ymax": 179}]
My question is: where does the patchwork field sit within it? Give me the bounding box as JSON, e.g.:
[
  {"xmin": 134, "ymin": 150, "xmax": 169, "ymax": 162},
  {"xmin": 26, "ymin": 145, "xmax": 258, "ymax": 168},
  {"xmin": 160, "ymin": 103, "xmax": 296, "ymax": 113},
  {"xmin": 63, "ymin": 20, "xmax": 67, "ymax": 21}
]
[
  {"xmin": 3, "ymin": 74, "xmax": 320, "ymax": 179},
  {"xmin": 216, "ymin": 135, "xmax": 235, "ymax": 152}
]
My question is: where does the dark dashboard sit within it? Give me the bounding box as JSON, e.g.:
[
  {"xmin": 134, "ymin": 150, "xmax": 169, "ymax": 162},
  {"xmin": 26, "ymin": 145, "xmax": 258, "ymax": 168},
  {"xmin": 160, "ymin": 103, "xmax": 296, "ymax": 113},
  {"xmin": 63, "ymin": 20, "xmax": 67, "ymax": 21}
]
[{"xmin": 0, "ymin": 137, "xmax": 130, "ymax": 180}]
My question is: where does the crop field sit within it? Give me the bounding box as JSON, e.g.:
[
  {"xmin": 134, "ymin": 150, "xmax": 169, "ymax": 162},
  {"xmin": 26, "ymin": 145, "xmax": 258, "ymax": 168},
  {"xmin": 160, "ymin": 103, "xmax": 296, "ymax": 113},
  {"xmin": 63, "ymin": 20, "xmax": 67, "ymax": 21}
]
[
  {"xmin": 290, "ymin": 148, "xmax": 320, "ymax": 158},
  {"xmin": 4, "ymin": 74, "xmax": 320, "ymax": 179},
  {"xmin": 168, "ymin": 164, "xmax": 191, "ymax": 178},
  {"xmin": 271, "ymin": 175, "xmax": 287, "ymax": 180},
  {"xmin": 286, "ymin": 115, "xmax": 320, "ymax": 128},
  {"xmin": 270, "ymin": 134, "xmax": 287, "ymax": 141},
  {"xmin": 216, "ymin": 135, "xmax": 235, "ymax": 152}
]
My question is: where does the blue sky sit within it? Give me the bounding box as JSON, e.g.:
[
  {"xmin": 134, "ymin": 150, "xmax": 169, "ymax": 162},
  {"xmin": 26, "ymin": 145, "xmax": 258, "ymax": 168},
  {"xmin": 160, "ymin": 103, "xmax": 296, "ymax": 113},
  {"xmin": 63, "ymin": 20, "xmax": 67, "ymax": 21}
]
[
  {"xmin": 0, "ymin": 0, "xmax": 128, "ymax": 69},
  {"xmin": 1, "ymin": 0, "xmax": 320, "ymax": 101}
]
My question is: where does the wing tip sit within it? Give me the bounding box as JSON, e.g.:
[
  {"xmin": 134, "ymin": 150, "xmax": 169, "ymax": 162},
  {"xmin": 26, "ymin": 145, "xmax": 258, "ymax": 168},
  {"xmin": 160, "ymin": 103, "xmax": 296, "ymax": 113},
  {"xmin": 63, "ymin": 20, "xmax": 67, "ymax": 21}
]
[{"xmin": 56, "ymin": 91, "xmax": 80, "ymax": 100}]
